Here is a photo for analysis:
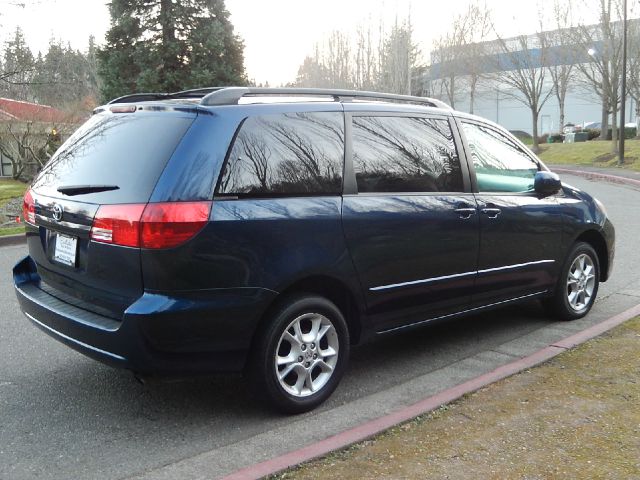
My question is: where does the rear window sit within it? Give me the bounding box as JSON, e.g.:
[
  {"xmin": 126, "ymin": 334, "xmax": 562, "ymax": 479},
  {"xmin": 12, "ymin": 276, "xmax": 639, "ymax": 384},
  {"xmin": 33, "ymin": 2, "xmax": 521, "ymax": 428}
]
[
  {"xmin": 32, "ymin": 111, "xmax": 195, "ymax": 203},
  {"xmin": 217, "ymin": 112, "xmax": 344, "ymax": 197}
]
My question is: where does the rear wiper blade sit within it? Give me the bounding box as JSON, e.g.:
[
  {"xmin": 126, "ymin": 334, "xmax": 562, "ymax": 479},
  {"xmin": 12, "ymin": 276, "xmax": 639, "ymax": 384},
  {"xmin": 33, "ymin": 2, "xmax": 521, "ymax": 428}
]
[{"xmin": 56, "ymin": 185, "xmax": 120, "ymax": 196}]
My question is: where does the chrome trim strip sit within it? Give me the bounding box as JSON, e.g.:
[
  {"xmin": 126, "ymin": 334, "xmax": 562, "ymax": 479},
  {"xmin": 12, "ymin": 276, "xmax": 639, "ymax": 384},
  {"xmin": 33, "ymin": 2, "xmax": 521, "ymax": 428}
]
[
  {"xmin": 478, "ymin": 259, "xmax": 555, "ymax": 275},
  {"xmin": 379, "ymin": 290, "xmax": 548, "ymax": 334},
  {"xmin": 24, "ymin": 311, "xmax": 126, "ymax": 361},
  {"xmin": 35, "ymin": 214, "xmax": 91, "ymax": 232},
  {"xmin": 369, "ymin": 260, "xmax": 555, "ymax": 291},
  {"xmin": 369, "ymin": 271, "xmax": 476, "ymax": 291}
]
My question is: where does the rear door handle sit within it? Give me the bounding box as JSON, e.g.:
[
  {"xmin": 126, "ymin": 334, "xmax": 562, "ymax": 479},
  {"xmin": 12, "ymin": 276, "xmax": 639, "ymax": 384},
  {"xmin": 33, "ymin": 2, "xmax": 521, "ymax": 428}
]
[
  {"xmin": 454, "ymin": 207, "xmax": 477, "ymax": 219},
  {"xmin": 481, "ymin": 208, "xmax": 501, "ymax": 219}
]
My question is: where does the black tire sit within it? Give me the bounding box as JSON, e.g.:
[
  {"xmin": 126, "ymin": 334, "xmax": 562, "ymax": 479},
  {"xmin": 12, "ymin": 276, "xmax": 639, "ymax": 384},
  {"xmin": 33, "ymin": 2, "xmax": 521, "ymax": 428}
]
[
  {"xmin": 247, "ymin": 294, "xmax": 350, "ymax": 414},
  {"xmin": 543, "ymin": 242, "xmax": 600, "ymax": 321}
]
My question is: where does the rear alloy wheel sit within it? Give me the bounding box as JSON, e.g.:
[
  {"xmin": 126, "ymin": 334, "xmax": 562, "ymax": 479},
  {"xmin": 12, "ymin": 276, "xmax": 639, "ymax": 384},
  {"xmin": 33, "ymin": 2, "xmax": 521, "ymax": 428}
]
[
  {"xmin": 275, "ymin": 312, "xmax": 340, "ymax": 398},
  {"xmin": 544, "ymin": 242, "xmax": 600, "ymax": 320},
  {"xmin": 249, "ymin": 295, "xmax": 349, "ymax": 413}
]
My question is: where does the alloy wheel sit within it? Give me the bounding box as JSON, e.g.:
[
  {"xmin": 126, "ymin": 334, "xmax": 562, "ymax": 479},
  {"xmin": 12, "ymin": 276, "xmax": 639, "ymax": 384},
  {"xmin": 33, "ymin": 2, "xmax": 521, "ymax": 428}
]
[
  {"xmin": 274, "ymin": 312, "xmax": 339, "ymax": 397},
  {"xmin": 566, "ymin": 253, "xmax": 596, "ymax": 312}
]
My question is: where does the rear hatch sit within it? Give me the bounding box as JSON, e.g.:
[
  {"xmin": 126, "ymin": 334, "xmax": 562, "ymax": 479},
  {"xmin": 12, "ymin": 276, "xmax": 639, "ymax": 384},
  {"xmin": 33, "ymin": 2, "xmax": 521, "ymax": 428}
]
[{"xmin": 26, "ymin": 107, "xmax": 196, "ymax": 319}]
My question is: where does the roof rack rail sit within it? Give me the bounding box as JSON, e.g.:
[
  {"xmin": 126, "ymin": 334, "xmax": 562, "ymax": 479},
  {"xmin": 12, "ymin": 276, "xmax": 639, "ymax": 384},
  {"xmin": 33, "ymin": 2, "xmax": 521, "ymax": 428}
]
[
  {"xmin": 199, "ymin": 87, "xmax": 451, "ymax": 109},
  {"xmin": 107, "ymin": 86, "xmax": 451, "ymax": 109},
  {"xmin": 108, "ymin": 87, "xmax": 226, "ymax": 104}
]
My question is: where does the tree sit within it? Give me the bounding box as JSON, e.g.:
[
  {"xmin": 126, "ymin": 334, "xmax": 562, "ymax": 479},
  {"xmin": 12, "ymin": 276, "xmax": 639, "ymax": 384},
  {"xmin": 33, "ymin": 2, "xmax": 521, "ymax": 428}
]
[
  {"xmin": 97, "ymin": 0, "xmax": 247, "ymax": 102},
  {"xmin": 0, "ymin": 120, "xmax": 68, "ymax": 179},
  {"xmin": 1, "ymin": 27, "xmax": 35, "ymax": 101},
  {"xmin": 546, "ymin": 0, "xmax": 576, "ymax": 133},
  {"xmin": 462, "ymin": 4, "xmax": 492, "ymax": 114},
  {"xmin": 431, "ymin": 2, "xmax": 491, "ymax": 110},
  {"xmin": 572, "ymin": 0, "xmax": 625, "ymax": 151},
  {"xmin": 294, "ymin": 15, "xmax": 418, "ymax": 95},
  {"xmin": 627, "ymin": 17, "xmax": 640, "ymax": 137},
  {"xmin": 379, "ymin": 19, "xmax": 419, "ymax": 95},
  {"xmin": 353, "ymin": 23, "xmax": 378, "ymax": 90},
  {"xmin": 493, "ymin": 31, "xmax": 553, "ymax": 153},
  {"xmin": 31, "ymin": 39, "xmax": 97, "ymax": 109},
  {"xmin": 324, "ymin": 31, "xmax": 353, "ymax": 89},
  {"xmin": 97, "ymin": 0, "xmax": 141, "ymax": 101},
  {"xmin": 295, "ymin": 48, "xmax": 331, "ymax": 88}
]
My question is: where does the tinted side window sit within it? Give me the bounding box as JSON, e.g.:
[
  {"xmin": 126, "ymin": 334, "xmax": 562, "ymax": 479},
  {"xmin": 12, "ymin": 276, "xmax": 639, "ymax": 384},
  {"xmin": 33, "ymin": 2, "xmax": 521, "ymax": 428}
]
[
  {"xmin": 352, "ymin": 116, "xmax": 463, "ymax": 193},
  {"xmin": 217, "ymin": 112, "xmax": 344, "ymax": 196},
  {"xmin": 462, "ymin": 122, "xmax": 538, "ymax": 193}
]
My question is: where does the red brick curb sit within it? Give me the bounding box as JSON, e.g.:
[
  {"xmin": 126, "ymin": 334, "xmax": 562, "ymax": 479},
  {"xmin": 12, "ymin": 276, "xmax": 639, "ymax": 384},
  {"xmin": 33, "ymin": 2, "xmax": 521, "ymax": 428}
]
[
  {"xmin": 551, "ymin": 167, "xmax": 640, "ymax": 189},
  {"xmin": 222, "ymin": 302, "xmax": 640, "ymax": 480}
]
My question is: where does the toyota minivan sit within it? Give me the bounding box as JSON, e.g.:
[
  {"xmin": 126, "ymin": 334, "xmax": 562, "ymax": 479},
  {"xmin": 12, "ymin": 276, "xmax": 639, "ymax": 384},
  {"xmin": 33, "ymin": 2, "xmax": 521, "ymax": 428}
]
[{"xmin": 14, "ymin": 87, "xmax": 614, "ymax": 413}]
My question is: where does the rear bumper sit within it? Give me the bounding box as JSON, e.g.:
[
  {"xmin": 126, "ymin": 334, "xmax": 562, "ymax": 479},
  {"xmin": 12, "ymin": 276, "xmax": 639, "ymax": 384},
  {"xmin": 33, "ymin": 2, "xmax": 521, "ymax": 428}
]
[{"xmin": 14, "ymin": 256, "xmax": 277, "ymax": 374}]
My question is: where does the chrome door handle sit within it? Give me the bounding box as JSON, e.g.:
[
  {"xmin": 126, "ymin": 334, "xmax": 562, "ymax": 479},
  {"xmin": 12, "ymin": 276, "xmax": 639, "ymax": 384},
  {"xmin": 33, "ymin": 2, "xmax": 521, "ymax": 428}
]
[
  {"xmin": 454, "ymin": 207, "xmax": 477, "ymax": 219},
  {"xmin": 481, "ymin": 208, "xmax": 501, "ymax": 219}
]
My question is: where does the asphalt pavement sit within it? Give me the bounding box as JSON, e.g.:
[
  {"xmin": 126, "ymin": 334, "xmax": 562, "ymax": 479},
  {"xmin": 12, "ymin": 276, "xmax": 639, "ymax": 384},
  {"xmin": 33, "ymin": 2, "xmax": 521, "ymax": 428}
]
[{"xmin": 1, "ymin": 174, "xmax": 640, "ymax": 480}]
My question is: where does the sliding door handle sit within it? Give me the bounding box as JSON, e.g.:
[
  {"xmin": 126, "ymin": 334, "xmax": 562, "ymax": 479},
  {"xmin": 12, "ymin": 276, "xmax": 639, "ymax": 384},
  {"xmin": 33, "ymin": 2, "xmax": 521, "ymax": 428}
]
[
  {"xmin": 481, "ymin": 208, "xmax": 501, "ymax": 219},
  {"xmin": 454, "ymin": 207, "xmax": 477, "ymax": 219}
]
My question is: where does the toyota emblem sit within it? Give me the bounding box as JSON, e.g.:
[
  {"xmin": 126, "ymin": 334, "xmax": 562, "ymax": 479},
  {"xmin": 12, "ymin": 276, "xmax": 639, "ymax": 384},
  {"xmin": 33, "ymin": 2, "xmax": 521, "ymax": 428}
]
[{"xmin": 52, "ymin": 204, "xmax": 63, "ymax": 222}]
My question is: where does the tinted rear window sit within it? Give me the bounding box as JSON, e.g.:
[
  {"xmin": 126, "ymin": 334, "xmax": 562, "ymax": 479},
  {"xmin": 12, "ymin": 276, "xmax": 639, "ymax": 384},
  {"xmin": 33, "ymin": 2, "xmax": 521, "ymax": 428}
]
[
  {"xmin": 217, "ymin": 112, "xmax": 344, "ymax": 197},
  {"xmin": 32, "ymin": 111, "xmax": 195, "ymax": 203}
]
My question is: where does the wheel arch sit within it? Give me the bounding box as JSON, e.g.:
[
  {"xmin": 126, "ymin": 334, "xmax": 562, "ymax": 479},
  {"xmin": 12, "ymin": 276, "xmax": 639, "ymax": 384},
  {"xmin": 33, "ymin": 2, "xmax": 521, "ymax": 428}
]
[
  {"xmin": 251, "ymin": 275, "xmax": 365, "ymax": 352},
  {"xmin": 574, "ymin": 229, "xmax": 609, "ymax": 281}
]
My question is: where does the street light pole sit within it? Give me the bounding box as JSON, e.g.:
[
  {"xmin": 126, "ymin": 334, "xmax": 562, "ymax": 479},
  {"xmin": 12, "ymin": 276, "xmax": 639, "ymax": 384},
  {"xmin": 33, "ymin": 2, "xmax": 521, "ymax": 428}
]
[{"xmin": 619, "ymin": 0, "xmax": 628, "ymax": 166}]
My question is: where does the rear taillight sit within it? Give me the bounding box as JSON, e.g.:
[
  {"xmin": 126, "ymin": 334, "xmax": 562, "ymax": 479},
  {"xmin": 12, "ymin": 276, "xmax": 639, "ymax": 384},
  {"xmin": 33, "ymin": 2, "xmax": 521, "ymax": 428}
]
[
  {"xmin": 91, "ymin": 204, "xmax": 145, "ymax": 247},
  {"xmin": 90, "ymin": 201, "xmax": 211, "ymax": 249},
  {"xmin": 140, "ymin": 202, "xmax": 212, "ymax": 249},
  {"xmin": 23, "ymin": 189, "xmax": 35, "ymax": 224}
]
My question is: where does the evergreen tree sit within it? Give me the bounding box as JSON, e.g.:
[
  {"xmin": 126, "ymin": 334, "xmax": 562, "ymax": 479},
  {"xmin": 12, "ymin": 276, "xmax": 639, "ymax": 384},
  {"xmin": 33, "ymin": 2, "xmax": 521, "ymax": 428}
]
[
  {"xmin": 86, "ymin": 36, "xmax": 100, "ymax": 99},
  {"xmin": 1, "ymin": 27, "xmax": 36, "ymax": 101},
  {"xmin": 97, "ymin": 0, "xmax": 246, "ymax": 102},
  {"xmin": 32, "ymin": 39, "xmax": 97, "ymax": 109}
]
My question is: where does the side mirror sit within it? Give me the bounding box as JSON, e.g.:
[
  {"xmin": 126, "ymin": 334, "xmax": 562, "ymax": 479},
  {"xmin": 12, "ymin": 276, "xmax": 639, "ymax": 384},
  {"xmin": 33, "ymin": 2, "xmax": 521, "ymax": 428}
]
[{"xmin": 534, "ymin": 171, "xmax": 562, "ymax": 196}]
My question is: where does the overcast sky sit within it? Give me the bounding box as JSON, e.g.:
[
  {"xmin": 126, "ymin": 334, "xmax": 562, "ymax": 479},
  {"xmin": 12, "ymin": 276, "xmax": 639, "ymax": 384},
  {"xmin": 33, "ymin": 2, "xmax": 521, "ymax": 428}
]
[{"xmin": 0, "ymin": 0, "xmax": 592, "ymax": 85}]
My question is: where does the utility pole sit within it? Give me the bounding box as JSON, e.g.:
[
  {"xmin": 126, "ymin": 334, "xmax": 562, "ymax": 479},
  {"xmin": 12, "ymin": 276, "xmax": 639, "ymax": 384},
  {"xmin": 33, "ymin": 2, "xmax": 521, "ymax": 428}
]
[{"xmin": 619, "ymin": 0, "xmax": 628, "ymax": 166}]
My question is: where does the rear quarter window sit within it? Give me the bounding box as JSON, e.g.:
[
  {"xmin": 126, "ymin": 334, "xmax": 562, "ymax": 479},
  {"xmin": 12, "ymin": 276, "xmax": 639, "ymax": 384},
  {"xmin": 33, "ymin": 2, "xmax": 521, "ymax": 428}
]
[
  {"xmin": 32, "ymin": 111, "xmax": 195, "ymax": 203},
  {"xmin": 217, "ymin": 112, "xmax": 344, "ymax": 197}
]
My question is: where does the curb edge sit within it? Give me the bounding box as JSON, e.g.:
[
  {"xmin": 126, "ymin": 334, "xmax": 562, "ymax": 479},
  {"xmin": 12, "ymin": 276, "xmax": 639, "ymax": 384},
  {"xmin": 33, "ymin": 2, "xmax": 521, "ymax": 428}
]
[{"xmin": 551, "ymin": 166, "xmax": 640, "ymax": 188}]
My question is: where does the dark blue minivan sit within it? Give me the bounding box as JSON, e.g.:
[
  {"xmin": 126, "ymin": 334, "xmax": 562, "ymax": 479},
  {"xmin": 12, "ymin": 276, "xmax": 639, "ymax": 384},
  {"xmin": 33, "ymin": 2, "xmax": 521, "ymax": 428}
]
[{"xmin": 14, "ymin": 88, "xmax": 614, "ymax": 413}]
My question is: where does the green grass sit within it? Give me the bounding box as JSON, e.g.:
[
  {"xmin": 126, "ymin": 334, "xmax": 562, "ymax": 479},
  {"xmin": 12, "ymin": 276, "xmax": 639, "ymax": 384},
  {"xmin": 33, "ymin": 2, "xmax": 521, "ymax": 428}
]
[
  {"xmin": 537, "ymin": 139, "xmax": 640, "ymax": 171},
  {"xmin": 0, "ymin": 225, "xmax": 24, "ymax": 236},
  {"xmin": 0, "ymin": 178, "xmax": 27, "ymax": 207}
]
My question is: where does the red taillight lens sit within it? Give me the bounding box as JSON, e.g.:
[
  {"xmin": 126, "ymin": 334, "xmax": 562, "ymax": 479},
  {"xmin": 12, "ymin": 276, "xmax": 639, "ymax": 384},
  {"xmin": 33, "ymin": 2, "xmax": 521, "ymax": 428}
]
[
  {"xmin": 23, "ymin": 189, "xmax": 36, "ymax": 224},
  {"xmin": 91, "ymin": 204, "xmax": 145, "ymax": 247},
  {"xmin": 90, "ymin": 201, "xmax": 211, "ymax": 249},
  {"xmin": 140, "ymin": 202, "xmax": 212, "ymax": 249}
]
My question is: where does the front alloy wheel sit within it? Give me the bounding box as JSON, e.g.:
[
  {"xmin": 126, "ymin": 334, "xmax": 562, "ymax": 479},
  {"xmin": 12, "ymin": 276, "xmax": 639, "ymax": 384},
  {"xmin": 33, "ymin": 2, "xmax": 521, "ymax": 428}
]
[
  {"xmin": 566, "ymin": 253, "xmax": 597, "ymax": 312},
  {"xmin": 544, "ymin": 242, "xmax": 600, "ymax": 320}
]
